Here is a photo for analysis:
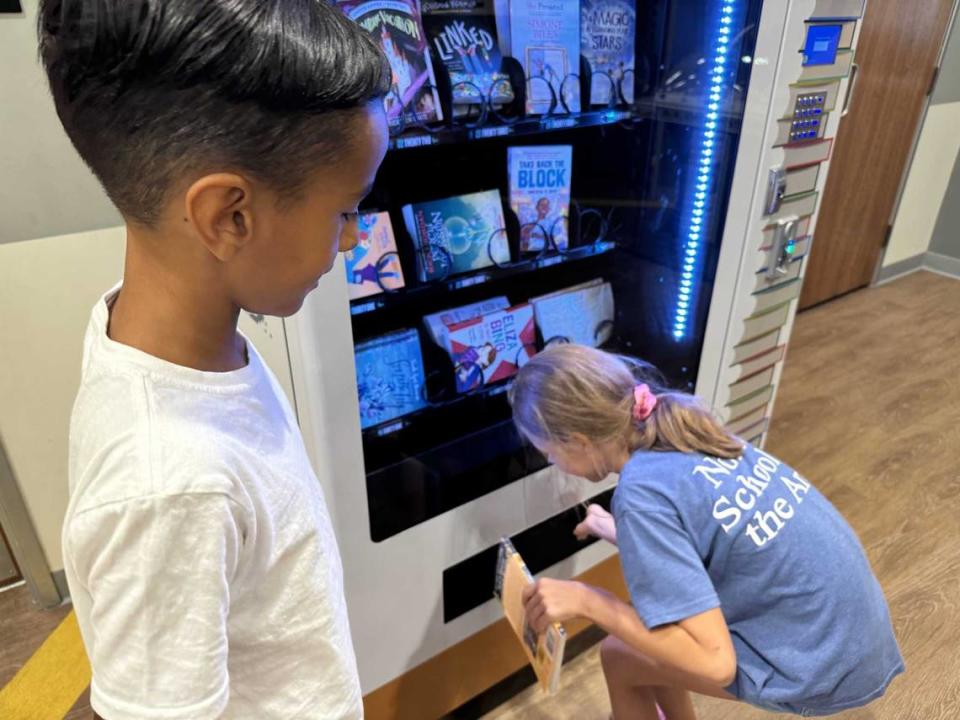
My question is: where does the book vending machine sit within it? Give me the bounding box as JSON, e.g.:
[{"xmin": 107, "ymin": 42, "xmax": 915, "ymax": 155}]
[{"xmin": 240, "ymin": 0, "xmax": 867, "ymax": 716}]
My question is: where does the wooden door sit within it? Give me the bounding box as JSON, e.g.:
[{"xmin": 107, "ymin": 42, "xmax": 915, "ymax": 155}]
[{"xmin": 799, "ymin": 0, "xmax": 955, "ymax": 309}]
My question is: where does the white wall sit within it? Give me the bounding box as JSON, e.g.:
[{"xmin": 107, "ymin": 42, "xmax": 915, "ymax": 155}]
[
  {"xmin": 0, "ymin": 0, "xmax": 125, "ymax": 573},
  {"xmin": 0, "ymin": 1, "xmax": 120, "ymax": 245},
  {"xmin": 0, "ymin": 228, "xmax": 126, "ymax": 572}
]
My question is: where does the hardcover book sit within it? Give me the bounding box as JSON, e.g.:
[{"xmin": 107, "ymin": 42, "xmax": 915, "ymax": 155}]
[
  {"xmin": 423, "ymin": 296, "xmax": 511, "ymax": 350},
  {"xmin": 402, "ymin": 189, "xmax": 510, "ymax": 281},
  {"xmin": 343, "ymin": 211, "xmax": 406, "ymax": 300},
  {"xmin": 338, "ymin": 0, "xmax": 444, "ymax": 126},
  {"xmin": 446, "ymin": 303, "xmax": 536, "ymax": 392},
  {"xmin": 508, "ymin": 145, "xmax": 573, "ymax": 252},
  {"xmin": 530, "ymin": 279, "xmax": 615, "ymax": 346},
  {"xmin": 495, "ymin": 538, "xmax": 566, "ymax": 694},
  {"xmin": 422, "ymin": 0, "xmax": 514, "ymax": 105},
  {"xmin": 581, "ymin": 0, "xmax": 636, "ymax": 105},
  {"xmin": 354, "ymin": 328, "xmax": 428, "ymax": 429},
  {"xmin": 509, "ymin": 0, "xmax": 581, "ymax": 114}
]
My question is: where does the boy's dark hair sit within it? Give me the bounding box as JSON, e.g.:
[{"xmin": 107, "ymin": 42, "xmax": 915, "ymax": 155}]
[{"xmin": 38, "ymin": 0, "xmax": 390, "ymax": 226}]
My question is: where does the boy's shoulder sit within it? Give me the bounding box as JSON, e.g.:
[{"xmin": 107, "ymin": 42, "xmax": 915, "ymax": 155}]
[{"xmin": 69, "ymin": 366, "xmax": 252, "ymax": 517}]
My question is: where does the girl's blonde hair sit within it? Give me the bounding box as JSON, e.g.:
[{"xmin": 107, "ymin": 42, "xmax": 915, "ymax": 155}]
[{"xmin": 509, "ymin": 344, "xmax": 743, "ymax": 459}]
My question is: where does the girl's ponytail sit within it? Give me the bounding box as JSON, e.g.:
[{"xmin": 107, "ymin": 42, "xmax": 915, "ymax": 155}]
[{"xmin": 509, "ymin": 344, "xmax": 743, "ymax": 459}]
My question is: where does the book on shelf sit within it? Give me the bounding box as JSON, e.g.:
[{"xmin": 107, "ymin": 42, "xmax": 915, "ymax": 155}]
[
  {"xmin": 447, "ymin": 303, "xmax": 536, "ymax": 392},
  {"xmin": 509, "ymin": 0, "xmax": 581, "ymax": 114},
  {"xmin": 495, "ymin": 538, "xmax": 566, "ymax": 694},
  {"xmin": 343, "ymin": 211, "xmax": 406, "ymax": 300},
  {"xmin": 354, "ymin": 328, "xmax": 428, "ymax": 429},
  {"xmin": 402, "ymin": 189, "xmax": 510, "ymax": 282},
  {"xmin": 422, "ymin": 0, "xmax": 514, "ymax": 106},
  {"xmin": 337, "ymin": 0, "xmax": 443, "ymax": 127},
  {"xmin": 581, "ymin": 0, "xmax": 636, "ymax": 105},
  {"xmin": 508, "ymin": 145, "xmax": 573, "ymax": 252},
  {"xmin": 423, "ymin": 296, "xmax": 511, "ymax": 351},
  {"xmin": 530, "ymin": 278, "xmax": 615, "ymax": 347}
]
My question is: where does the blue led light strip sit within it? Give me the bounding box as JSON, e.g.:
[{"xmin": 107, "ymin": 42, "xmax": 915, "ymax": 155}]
[{"xmin": 673, "ymin": 0, "xmax": 741, "ymax": 340}]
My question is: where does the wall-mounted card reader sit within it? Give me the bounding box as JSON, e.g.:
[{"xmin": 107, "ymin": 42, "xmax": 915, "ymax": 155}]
[
  {"xmin": 767, "ymin": 216, "xmax": 800, "ymax": 280},
  {"xmin": 765, "ymin": 167, "xmax": 788, "ymax": 215},
  {"xmin": 803, "ymin": 24, "xmax": 843, "ymax": 66}
]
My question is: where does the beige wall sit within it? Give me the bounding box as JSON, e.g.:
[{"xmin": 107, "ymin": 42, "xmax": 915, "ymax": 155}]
[
  {"xmin": 0, "ymin": 228, "xmax": 126, "ymax": 572},
  {"xmin": 885, "ymin": 101, "xmax": 960, "ymax": 267},
  {"xmin": 0, "ymin": 1, "xmax": 120, "ymax": 245}
]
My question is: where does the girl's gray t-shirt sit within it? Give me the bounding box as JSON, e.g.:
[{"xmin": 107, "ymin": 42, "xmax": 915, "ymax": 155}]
[{"xmin": 611, "ymin": 444, "xmax": 904, "ymax": 713}]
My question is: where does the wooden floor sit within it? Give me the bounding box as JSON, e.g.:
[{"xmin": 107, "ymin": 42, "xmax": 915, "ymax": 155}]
[
  {"xmin": 0, "ymin": 584, "xmax": 91, "ymax": 718},
  {"xmin": 482, "ymin": 271, "xmax": 960, "ymax": 719},
  {"xmin": 2, "ymin": 272, "xmax": 957, "ymax": 719}
]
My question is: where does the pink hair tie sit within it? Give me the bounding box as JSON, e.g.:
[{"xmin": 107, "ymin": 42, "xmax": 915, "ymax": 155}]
[{"xmin": 632, "ymin": 384, "xmax": 658, "ymax": 422}]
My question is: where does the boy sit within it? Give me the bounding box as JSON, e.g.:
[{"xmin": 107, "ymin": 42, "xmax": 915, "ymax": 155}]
[{"xmin": 39, "ymin": 1, "xmax": 389, "ymax": 717}]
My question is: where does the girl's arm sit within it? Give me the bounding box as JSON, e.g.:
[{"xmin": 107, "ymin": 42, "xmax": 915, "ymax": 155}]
[
  {"xmin": 523, "ymin": 579, "xmax": 736, "ymax": 687},
  {"xmin": 573, "ymin": 503, "xmax": 617, "ymax": 546}
]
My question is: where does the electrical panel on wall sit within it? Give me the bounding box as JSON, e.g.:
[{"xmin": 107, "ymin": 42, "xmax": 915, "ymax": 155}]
[{"xmin": 719, "ymin": 0, "xmax": 866, "ymax": 443}]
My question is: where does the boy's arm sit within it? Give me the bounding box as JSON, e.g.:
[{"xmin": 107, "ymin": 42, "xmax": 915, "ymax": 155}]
[{"xmin": 68, "ymin": 492, "xmax": 243, "ymax": 720}]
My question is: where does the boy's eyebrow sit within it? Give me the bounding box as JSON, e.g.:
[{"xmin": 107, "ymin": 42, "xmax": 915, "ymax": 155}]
[{"xmin": 355, "ymin": 182, "xmax": 374, "ymax": 200}]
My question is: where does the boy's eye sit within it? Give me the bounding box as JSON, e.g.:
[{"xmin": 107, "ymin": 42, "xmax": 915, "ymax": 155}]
[{"xmin": 342, "ymin": 211, "xmax": 360, "ymax": 223}]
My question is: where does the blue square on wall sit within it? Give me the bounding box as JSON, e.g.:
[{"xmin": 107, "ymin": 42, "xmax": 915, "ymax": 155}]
[{"xmin": 803, "ymin": 24, "xmax": 843, "ymax": 66}]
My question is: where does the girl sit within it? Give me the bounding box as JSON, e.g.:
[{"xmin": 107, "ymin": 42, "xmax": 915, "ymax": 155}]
[{"xmin": 509, "ymin": 345, "xmax": 903, "ymax": 719}]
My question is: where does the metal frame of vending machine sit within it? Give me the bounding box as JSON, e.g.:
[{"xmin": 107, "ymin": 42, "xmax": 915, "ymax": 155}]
[{"xmin": 238, "ymin": 1, "xmax": 866, "ymax": 717}]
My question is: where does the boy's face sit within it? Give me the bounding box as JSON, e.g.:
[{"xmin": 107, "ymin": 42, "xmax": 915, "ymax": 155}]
[{"xmin": 229, "ymin": 104, "xmax": 389, "ymax": 317}]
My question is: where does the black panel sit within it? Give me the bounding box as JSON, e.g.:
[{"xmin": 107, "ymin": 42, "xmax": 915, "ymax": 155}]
[{"xmin": 442, "ymin": 489, "xmax": 615, "ymax": 623}]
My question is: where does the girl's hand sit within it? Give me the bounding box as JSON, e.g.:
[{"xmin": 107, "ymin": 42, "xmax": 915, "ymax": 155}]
[
  {"xmin": 574, "ymin": 504, "xmax": 617, "ymax": 545},
  {"xmin": 521, "ymin": 578, "xmax": 590, "ymax": 634}
]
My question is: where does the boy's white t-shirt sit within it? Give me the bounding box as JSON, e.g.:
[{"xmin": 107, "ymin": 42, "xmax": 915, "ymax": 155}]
[{"xmin": 63, "ymin": 289, "xmax": 362, "ymax": 720}]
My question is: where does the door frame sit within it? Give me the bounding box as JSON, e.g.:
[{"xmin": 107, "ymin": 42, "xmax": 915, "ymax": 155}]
[
  {"xmin": 0, "ymin": 433, "xmax": 61, "ymax": 608},
  {"xmin": 874, "ymin": 0, "xmax": 960, "ymax": 282}
]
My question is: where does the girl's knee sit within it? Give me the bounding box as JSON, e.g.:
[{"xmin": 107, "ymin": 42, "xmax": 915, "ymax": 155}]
[
  {"xmin": 600, "ymin": 635, "xmax": 645, "ymax": 678},
  {"xmin": 600, "ymin": 634, "xmax": 624, "ymax": 674}
]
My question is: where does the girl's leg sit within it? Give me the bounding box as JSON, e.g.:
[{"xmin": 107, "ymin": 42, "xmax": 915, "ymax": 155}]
[{"xmin": 600, "ymin": 635, "xmax": 738, "ymax": 720}]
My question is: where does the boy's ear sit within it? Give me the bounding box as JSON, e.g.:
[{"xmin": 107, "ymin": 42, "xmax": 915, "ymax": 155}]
[{"xmin": 184, "ymin": 173, "xmax": 255, "ymax": 262}]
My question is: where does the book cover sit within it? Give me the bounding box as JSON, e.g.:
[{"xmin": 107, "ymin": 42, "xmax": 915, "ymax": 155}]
[
  {"xmin": 447, "ymin": 304, "xmax": 535, "ymax": 392},
  {"xmin": 354, "ymin": 329, "xmax": 428, "ymax": 429},
  {"xmin": 343, "ymin": 211, "xmax": 406, "ymax": 300},
  {"xmin": 423, "ymin": 296, "xmax": 511, "ymax": 351},
  {"xmin": 402, "ymin": 189, "xmax": 510, "ymax": 281},
  {"xmin": 531, "ymin": 279, "xmax": 615, "ymax": 347},
  {"xmin": 495, "ymin": 538, "xmax": 566, "ymax": 694},
  {"xmin": 337, "ymin": 0, "xmax": 443, "ymax": 126},
  {"xmin": 581, "ymin": 0, "xmax": 636, "ymax": 105},
  {"xmin": 509, "ymin": 0, "xmax": 581, "ymax": 114},
  {"xmin": 508, "ymin": 145, "xmax": 573, "ymax": 252},
  {"xmin": 422, "ymin": 0, "xmax": 514, "ymax": 105}
]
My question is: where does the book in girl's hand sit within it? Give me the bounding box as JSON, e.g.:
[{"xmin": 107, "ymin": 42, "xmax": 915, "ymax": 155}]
[
  {"xmin": 402, "ymin": 189, "xmax": 510, "ymax": 282},
  {"xmin": 422, "ymin": 0, "xmax": 514, "ymax": 106},
  {"xmin": 508, "ymin": 145, "xmax": 573, "ymax": 252},
  {"xmin": 423, "ymin": 296, "xmax": 511, "ymax": 351},
  {"xmin": 447, "ymin": 303, "xmax": 535, "ymax": 393},
  {"xmin": 344, "ymin": 212, "xmax": 405, "ymax": 300},
  {"xmin": 581, "ymin": 0, "xmax": 636, "ymax": 105},
  {"xmin": 509, "ymin": 0, "xmax": 581, "ymax": 114},
  {"xmin": 531, "ymin": 279, "xmax": 615, "ymax": 347},
  {"xmin": 354, "ymin": 329, "xmax": 428, "ymax": 429},
  {"xmin": 337, "ymin": 0, "xmax": 443, "ymax": 127},
  {"xmin": 495, "ymin": 538, "xmax": 566, "ymax": 694}
]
